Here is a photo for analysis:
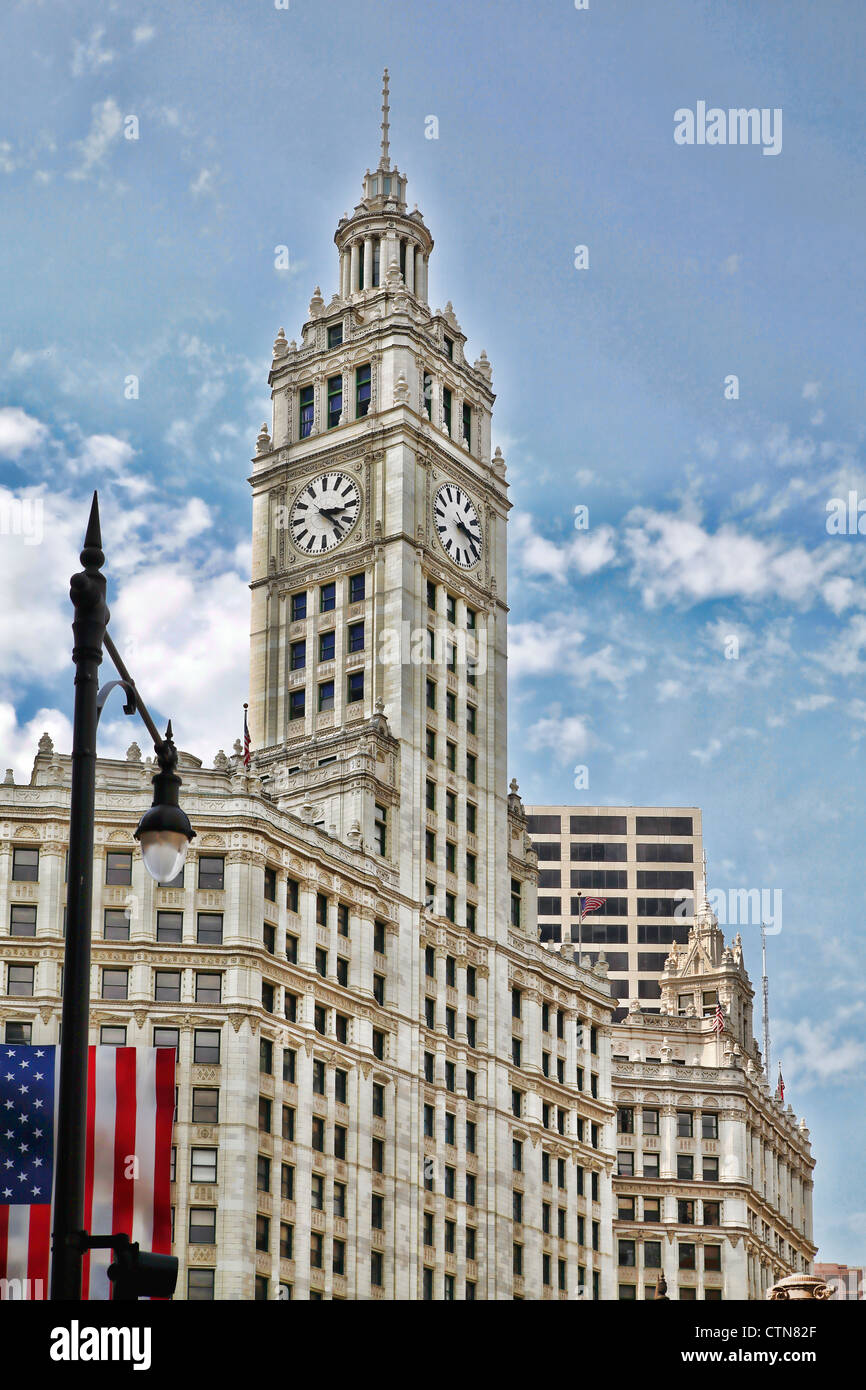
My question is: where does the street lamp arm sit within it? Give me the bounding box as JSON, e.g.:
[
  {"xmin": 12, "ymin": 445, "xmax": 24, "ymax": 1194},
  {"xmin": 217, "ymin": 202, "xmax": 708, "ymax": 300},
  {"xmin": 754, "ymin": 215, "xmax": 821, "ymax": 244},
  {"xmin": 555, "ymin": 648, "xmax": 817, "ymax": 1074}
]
[{"xmin": 102, "ymin": 629, "xmax": 166, "ymax": 753}]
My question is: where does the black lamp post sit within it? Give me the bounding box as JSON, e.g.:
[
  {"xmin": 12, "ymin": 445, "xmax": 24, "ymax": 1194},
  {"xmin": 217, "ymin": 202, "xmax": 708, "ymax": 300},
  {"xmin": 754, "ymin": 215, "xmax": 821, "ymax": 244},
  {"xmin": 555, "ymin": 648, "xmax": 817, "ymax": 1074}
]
[{"xmin": 50, "ymin": 493, "xmax": 195, "ymax": 1302}]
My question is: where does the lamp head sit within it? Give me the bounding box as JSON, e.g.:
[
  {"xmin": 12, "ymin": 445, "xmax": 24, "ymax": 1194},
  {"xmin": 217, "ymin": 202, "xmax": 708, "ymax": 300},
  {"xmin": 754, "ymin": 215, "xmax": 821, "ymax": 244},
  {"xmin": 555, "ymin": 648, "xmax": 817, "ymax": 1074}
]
[{"xmin": 134, "ymin": 724, "xmax": 195, "ymax": 882}]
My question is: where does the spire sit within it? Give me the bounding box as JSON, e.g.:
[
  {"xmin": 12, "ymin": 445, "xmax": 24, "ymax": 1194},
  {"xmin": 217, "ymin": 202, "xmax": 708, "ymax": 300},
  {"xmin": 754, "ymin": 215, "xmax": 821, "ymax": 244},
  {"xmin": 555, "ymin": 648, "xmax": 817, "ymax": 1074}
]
[{"xmin": 380, "ymin": 68, "xmax": 391, "ymax": 170}]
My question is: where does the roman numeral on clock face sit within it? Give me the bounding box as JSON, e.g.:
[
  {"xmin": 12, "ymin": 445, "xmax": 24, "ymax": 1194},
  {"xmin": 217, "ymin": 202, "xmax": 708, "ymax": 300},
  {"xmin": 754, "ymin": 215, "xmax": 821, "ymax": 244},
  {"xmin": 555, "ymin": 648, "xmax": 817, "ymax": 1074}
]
[
  {"xmin": 289, "ymin": 471, "xmax": 362, "ymax": 553},
  {"xmin": 433, "ymin": 483, "xmax": 482, "ymax": 568}
]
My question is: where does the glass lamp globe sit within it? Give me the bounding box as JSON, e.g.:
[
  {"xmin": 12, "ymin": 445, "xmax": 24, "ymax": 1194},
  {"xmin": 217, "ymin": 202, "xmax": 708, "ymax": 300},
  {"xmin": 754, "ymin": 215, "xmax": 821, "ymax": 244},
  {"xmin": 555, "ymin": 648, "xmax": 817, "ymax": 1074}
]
[
  {"xmin": 134, "ymin": 801, "xmax": 195, "ymax": 883},
  {"xmin": 138, "ymin": 828, "xmax": 190, "ymax": 884}
]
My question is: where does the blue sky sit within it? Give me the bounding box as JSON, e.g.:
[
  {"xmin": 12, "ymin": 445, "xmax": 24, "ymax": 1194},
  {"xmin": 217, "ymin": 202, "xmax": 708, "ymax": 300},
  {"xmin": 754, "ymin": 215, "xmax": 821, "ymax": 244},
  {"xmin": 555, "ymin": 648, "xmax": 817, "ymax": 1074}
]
[{"xmin": 1, "ymin": 0, "xmax": 864, "ymax": 1261}]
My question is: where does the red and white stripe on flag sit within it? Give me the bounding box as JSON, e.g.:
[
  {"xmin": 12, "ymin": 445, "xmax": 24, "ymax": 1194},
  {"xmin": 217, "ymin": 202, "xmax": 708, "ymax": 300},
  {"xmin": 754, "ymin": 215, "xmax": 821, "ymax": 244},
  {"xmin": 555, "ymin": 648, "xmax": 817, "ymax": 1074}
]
[{"xmin": 0, "ymin": 1046, "xmax": 174, "ymax": 1300}]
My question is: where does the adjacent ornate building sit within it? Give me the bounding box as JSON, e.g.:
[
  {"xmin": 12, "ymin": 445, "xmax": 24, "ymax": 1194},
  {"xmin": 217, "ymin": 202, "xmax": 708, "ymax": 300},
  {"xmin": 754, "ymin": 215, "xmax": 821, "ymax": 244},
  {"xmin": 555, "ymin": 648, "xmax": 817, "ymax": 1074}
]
[
  {"xmin": 0, "ymin": 76, "xmax": 619, "ymax": 1301},
  {"xmin": 609, "ymin": 889, "xmax": 816, "ymax": 1299}
]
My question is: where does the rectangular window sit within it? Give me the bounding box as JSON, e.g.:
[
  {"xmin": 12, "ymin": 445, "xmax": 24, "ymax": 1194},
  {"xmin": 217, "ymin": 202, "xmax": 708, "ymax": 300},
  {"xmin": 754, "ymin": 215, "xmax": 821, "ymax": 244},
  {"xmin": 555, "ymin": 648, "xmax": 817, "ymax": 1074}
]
[
  {"xmin": 100, "ymin": 1025, "xmax": 126, "ymax": 1046},
  {"xmin": 101, "ymin": 967, "xmax": 127, "ymax": 1001},
  {"xmin": 192, "ymin": 1088, "xmax": 219, "ymax": 1124},
  {"xmin": 677, "ymin": 1110, "xmax": 694, "ymax": 1138},
  {"xmin": 677, "ymin": 1155, "xmax": 694, "ymax": 1181},
  {"xmin": 466, "ymin": 752, "xmax": 477, "ymax": 783},
  {"xmin": 347, "ymin": 671, "xmax": 364, "ymax": 704},
  {"xmin": 319, "ymin": 629, "xmax": 335, "ymax": 663},
  {"xmin": 105, "ymin": 851, "xmax": 132, "ymax": 886},
  {"xmin": 299, "ymin": 386, "xmax": 314, "ymax": 439},
  {"xmin": 423, "ymin": 373, "xmax": 432, "ymax": 419},
  {"xmin": 197, "ymin": 913, "xmax": 223, "ymax": 944},
  {"xmin": 678, "ymin": 1199, "xmax": 696, "ymax": 1225},
  {"xmin": 198, "ymin": 856, "xmax": 224, "ymax": 891},
  {"xmin": 327, "ymin": 374, "xmax": 342, "ymax": 429},
  {"xmin": 328, "ymin": 322, "xmax": 343, "ymax": 349},
  {"xmin": 349, "ymin": 571, "xmax": 365, "ymax": 604},
  {"xmin": 289, "ymin": 689, "xmax": 305, "ymax": 722},
  {"xmin": 9, "ymin": 904, "xmax": 37, "ymax": 937},
  {"xmin": 195, "ymin": 972, "xmax": 222, "ymax": 1004},
  {"xmin": 190, "ymin": 1148, "xmax": 218, "ymax": 1184},
  {"xmin": 289, "ymin": 642, "xmax": 307, "ymax": 675},
  {"xmin": 374, "ymin": 803, "xmax": 386, "ymax": 855},
  {"xmin": 442, "ymin": 387, "xmax": 452, "ymax": 433},
  {"xmin": 155, "ymin": 910, "xmax": 182, "ymax": 944},
  {"xmin": 318, "ymin": 680, "xmax": 335, "ymax": 713},
  {"xmin": 510, "ymin": 879, "xmax": 521, "ymax": 928},
  {"xmin": 462, "ymin": 402, "xmax": 471, "ymax": 449},
  {"xmin": 356, "ymin": 364, "xmax": 372, "ymax": 417},
  {"xmin": 194, "ymin": 1029, "xmax": 220, "ymax": 1064},
  {"xmin": 12, "ymin": 847, "xmax": 39, "ymax": 882},
  {"xmin": 189, "ymin": 1208, "xmax": 216, "ymax": 1245},
  {"xmin": 678, "ymin": 1243, "xmax": 696, "ymax": 1270},
  {"xmin": 155, "ymin": 970, "xmax": 181, "ymax": 1002}
]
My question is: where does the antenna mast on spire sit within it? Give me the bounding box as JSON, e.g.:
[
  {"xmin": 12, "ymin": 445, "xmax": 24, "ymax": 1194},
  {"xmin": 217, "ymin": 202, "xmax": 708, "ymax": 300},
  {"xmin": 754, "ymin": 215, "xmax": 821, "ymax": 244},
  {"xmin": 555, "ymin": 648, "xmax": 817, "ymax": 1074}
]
[
  {"xmin": 380, "ymin": 68, "xmax": 391, "ymax": 170},
  {"xmin": 761, "ymin": 921, "xmax": 771, "ymax": 1078}
]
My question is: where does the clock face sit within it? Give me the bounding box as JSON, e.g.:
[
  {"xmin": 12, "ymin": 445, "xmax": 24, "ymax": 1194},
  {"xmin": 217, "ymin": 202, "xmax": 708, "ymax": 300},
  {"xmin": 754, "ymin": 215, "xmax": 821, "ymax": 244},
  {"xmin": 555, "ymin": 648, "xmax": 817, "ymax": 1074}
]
[
  {"xmin": 289, "ymin": 472, "xmax": 361, "ymax": 554},
  {"xmin": 433, "ymin": 483, "xmax": 483, "ymax": 568}
]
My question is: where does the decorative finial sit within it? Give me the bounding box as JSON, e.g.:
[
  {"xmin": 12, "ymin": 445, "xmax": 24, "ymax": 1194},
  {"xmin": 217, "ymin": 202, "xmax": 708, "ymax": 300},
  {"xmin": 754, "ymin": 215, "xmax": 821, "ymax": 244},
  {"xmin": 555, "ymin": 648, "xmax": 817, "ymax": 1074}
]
[{"xmin": 380, "ymin": 68, "xmax": 390, "ymax": 170}]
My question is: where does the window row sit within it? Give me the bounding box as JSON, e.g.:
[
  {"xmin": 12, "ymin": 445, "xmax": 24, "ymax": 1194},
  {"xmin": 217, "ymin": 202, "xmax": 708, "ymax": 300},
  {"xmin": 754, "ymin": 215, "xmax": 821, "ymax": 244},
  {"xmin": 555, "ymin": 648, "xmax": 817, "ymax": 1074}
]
[
  {"xmin": 617, "ymin": 1151, "xmax": 722, "ymax": 1182},
  {"xmin": 619, "ymin": 1239, "xmax": 723, "ymax": 1272},
  {"xmin": 296, "ymin": 366, "xmax": 371, "ymax": 439},
  {"xmin": 289, "ymin": 573, "xmax": 366, "ymax": 623},
  {"xmin": 617, "ymin": 1106, "xmax": 719, "ymax": 1139},
  {"xmin": 617, "ymin": 1194, "xmax": 722, "ymax": 1226},
  {"xmin": 6, "ymin": 848, "xmax": 226, "ymax": 890},
  {"xmin": 289, "ymin": 622, "xmax": 365, "ymax": 673},
  {"xmin": 287, "ymin": 673, "xmax": 366, "ymax": 719}
]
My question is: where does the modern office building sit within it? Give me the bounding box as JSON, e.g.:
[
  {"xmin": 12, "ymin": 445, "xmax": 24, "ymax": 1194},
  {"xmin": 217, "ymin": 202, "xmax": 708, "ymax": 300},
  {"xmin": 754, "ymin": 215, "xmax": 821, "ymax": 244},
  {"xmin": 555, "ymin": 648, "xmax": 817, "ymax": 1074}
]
[
  {"xmin": 525, "ymin": 805, "xmax": 703, "ymax": 1020},
  {"xmin": 0, "ymin": 77, "xmax": 619, "ymax": 1301}
]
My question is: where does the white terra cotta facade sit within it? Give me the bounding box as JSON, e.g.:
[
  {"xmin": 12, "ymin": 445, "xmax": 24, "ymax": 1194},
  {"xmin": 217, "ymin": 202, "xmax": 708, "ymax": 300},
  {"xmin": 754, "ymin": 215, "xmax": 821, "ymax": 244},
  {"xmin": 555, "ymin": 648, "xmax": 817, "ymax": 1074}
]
[{"xmin": 609, "ymin": 892, "xmax": 815, "ymax": 1300}]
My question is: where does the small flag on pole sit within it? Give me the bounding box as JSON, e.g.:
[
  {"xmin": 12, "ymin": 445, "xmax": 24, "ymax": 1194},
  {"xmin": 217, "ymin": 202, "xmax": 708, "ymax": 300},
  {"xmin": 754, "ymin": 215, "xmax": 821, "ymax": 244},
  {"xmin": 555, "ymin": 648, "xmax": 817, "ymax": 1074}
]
[
  {"xmin": 0, "ymin": 1045, "xmax": 175, "ymax": 1299},
  {"xmin": 711, "ymin": 1002, "xmax": 725, "ymax": 1033},
  {"xmin": 243, "ymin": 703, "xmax": 251, "ymax": 768},
  {"xmin": 776, "ymin": 1066, "xmax": 785, "ymax": 1103},
  {"xmin": 578, "ymin": 896, "xmax": 606, "ymax": 918}
]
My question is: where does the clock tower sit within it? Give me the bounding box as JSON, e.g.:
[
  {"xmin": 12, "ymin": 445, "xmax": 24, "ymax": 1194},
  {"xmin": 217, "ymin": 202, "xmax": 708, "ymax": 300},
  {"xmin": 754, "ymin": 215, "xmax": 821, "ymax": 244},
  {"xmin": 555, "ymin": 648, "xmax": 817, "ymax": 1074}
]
[{"xmin": 249, "ymin": 71, "xmax": 510, "ymax": 941}]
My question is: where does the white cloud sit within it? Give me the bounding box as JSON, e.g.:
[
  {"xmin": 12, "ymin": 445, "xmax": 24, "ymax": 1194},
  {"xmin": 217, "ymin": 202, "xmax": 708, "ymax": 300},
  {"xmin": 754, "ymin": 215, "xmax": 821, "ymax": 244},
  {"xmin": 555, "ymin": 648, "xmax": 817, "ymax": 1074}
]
[
  {"xmin": 68, "ymin": 97, "xmax": 123, "ymax": 181},
  {"xmin": 802, "ymin": 381, "xmax": 822, "ymax": 401},
  {"xmin": 510, "ymin": 513, "xmax": 616, "ymax": 583},
  {"xmin": 190, "ymin": 168, "xmax": 216, "ymax": 198},
  {"xmin": 71, "ymin": 26, "xmax": 116, "ymax": 78},
  {"xmin": 775, "ymin": 1015, "xmax": 866, "ymax": 1091},
  {"xmin": 0, "ymin": 141, "xmax": 17, "ymax": 175},
  {"xmin": 0, "ymin": 407, "xmax": 49, "ymax": 459},
  {"xmin": 526, "ymin": 708, "xmax": 593, "ymax": 761},
  {"xmin": 656, "ymin": 679, "xmax": 684, "ymax": 702},
  {"xmin": 793, "ymin": 693, "xmax": 834, "ymax": 713},
  {"xmin": 623, "ymin": 507, "xmax": 848, "ymax": 612},
  {"xmin": 690, "ymin": 736, "xmax": 723, "ymax": 764},
  {"xmin": 133, "ymin": 24, "xmax": 156, "ymax": 45},
  {"xmin": 720, "ymin": 254, "xmax": 740, "ymax": 274}
]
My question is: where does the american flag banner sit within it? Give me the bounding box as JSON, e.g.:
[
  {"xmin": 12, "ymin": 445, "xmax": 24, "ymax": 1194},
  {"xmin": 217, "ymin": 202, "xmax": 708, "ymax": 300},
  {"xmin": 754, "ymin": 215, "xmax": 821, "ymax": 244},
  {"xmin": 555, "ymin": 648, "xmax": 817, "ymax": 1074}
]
[
  {"xmin": 579, "ymin": 896, "xmax": 606, "ymax": 917},
  {"xmin": 0, "ymin": 1045, "xmax": 175, "ymax": 1300},
  {"xmin": 711, "ymin": 1002, "xmax": 725, "ymax": 1034}
]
